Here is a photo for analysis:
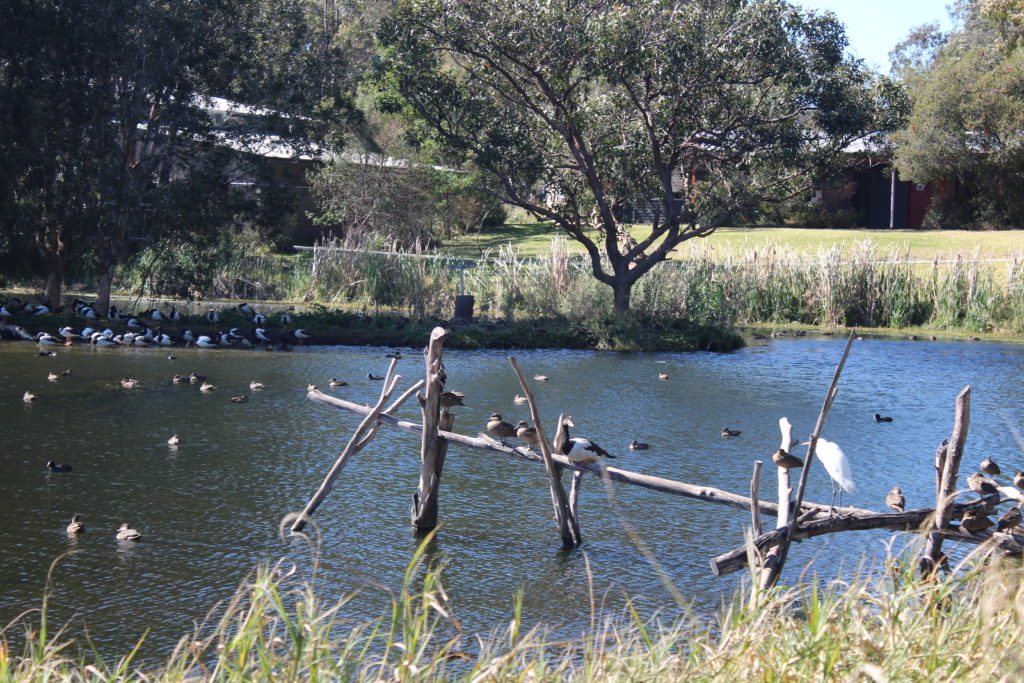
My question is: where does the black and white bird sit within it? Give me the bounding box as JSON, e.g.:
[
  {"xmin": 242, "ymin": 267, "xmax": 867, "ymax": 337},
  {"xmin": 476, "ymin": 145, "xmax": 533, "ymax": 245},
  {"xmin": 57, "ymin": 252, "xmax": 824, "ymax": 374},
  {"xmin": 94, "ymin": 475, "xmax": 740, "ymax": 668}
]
[
  {"xmin": 553, "ymin": 416, "xmax": 615, "ymax": 463},
  {"xmin": 238, "ymin": 302, "xmax": 255, "ymax": 316},
  {"xmin": 293, "ymin": 329, "xmax": 311, "ymax": 342},
  {"xmin": 46, "ymin": 460, "xmax": 73, "ymax": 472}
]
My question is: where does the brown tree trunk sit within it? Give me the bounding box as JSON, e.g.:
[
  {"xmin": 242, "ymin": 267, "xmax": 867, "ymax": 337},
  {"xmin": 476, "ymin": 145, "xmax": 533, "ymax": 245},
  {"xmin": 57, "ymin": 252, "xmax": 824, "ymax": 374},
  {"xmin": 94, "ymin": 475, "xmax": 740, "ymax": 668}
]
[
  {"xmin": 40, "ymin": 226, "xmax": 71, "ymax": 309},
  {"xmin": 95, "ymin": 261, "xmax": 116, "ymax": 317},
  {"xmin": 612, "ymin": 276, "xmax": 632, "ymax": 312}
]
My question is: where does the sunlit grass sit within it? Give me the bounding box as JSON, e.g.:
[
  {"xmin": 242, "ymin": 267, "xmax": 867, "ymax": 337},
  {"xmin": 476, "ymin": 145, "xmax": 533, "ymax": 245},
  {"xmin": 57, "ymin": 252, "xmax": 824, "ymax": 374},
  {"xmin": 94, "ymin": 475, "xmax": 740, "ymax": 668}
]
[{"xmin": 4, "ymin": 534, "xmax": 1024, "ymax": 681}]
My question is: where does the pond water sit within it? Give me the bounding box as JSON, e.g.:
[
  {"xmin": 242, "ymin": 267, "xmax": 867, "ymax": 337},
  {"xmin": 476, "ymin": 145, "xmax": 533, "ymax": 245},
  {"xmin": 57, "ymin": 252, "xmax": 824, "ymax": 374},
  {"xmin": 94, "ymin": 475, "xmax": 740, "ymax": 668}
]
[{"xmin": 1, "ymin": 336, "xmax": 1022, "ymax": 663}]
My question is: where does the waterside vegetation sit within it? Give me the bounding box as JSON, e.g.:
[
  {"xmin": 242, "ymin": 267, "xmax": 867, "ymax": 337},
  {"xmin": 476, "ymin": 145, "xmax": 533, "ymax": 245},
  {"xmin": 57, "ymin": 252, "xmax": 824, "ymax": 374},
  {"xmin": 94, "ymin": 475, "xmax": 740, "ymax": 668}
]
[{"xmin": 4, "ymin": 537, "xmax": 1024, "ymax": 681}]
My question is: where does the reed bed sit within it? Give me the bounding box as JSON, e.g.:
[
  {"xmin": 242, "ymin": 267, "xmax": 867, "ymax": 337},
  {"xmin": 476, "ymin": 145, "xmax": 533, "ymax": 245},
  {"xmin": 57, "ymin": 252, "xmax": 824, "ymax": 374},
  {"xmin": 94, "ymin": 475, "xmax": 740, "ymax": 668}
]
[
  {"xmin": 4, "ymin": 535, "xmax": 1024, "ymax": 681},
  {"xmin": 109, "ymin": 236, "xmax": 1024, "ymax": 334}
]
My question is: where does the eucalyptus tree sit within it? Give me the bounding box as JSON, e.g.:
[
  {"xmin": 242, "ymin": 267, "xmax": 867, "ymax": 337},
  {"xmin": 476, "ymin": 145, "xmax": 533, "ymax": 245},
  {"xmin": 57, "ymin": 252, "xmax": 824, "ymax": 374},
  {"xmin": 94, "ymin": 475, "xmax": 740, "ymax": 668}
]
[
  {"xmin": 893, "ymin": 0, "xmax": 1024, "ymax": 227},
  {"xmin": 0, "ymin": 0, "xmax": 357, "ymax": 310},
  {"xmin": 378, "ymin": 0, "xmax": 899, "ymax": 312}
]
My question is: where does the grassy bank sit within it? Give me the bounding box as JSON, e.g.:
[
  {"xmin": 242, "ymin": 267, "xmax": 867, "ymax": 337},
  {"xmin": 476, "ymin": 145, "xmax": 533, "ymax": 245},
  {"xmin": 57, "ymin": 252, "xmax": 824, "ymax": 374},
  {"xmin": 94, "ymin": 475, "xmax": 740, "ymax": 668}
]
[
  {"xmin": 114, "ymin": 237, "xmax": 1022, "ymax": 336},
  {"xmin": 4, "ymin": 537, "xmax": 1024, "ymax": 681}
]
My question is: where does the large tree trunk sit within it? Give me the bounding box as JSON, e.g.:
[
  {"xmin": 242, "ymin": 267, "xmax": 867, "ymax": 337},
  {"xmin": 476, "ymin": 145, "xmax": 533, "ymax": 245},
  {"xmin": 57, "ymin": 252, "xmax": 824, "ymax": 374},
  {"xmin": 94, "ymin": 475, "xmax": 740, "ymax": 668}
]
[
  {"xmin": 40, "ymin": 226, "xmax": 71, "ymax": 309},
  {"xmin": 612, "ymin": 276, "xmax": 632, "ymax": 312},
  {"xmin": 95, "ymin": 261, "xmax": 116, "ymax": 318}
]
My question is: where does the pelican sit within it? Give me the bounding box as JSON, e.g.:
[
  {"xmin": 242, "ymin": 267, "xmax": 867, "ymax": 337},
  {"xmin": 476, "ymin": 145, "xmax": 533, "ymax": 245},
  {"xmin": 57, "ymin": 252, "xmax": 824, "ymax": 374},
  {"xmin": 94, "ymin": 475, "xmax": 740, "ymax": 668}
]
[{"xmin": 115, "ymin": 523, "xmax": 142, "ymax": 541}]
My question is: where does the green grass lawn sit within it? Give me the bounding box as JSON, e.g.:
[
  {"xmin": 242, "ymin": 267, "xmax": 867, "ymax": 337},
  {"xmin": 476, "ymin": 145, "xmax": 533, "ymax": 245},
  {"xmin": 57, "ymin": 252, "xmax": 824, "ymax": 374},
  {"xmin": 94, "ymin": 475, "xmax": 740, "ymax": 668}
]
[{"xmin": 440, "ymin": 224, "xmax": 1024, "ymax": 261}]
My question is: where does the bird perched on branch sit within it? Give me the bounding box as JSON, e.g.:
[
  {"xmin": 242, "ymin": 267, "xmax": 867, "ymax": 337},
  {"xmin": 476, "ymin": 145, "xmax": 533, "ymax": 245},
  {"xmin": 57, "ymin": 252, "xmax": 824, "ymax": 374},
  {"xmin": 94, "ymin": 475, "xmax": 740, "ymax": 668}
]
[
  {"xmin": 961, "ymin": 511, "xmax": 994, "ymax": 533},
  {"xmin": 771, "ymin": 448, "xmax": 804, "ymax": 469},
  {"xmin": 980, "ymin": 457, "xmax": 1001, "ymax": 476},
  {"xmin": 486, "ymin": 413, "xmax": 516, "ymax": 444},
  {"xmin": 440, "ymin": 390, "xmax": 465, "ymax": 408},
  {"xmin": 1015, "ymin": 471, "xmax": 1024, "ymax": 491},
  {"xmin": 874, "ymin": 413, "xmax": 893, "ymax": 423},
  {"xmin": 886, "ymin": 486, "xmax": 905, "ymax": 512},
  {"xmin": 721, "ymin": 427, "xmax": 741, "ymax": 438},
  {"xmin": 553, "ymin": 416, "xmax": 615, "ymax": 464},
  {"xmin": 813, "ymin": 438, "xmax": 856, "ymax": 509},
  {"xmin": 516, "ymin": 421, "xmax": 540, "ymax": 450},
  {"xmin": 997, "ymin": 506, "xmax": 1022, "ymax": 532},
  {"xmin": 967, "ymin": 472, "xmax": 999, "ymax": 497}
]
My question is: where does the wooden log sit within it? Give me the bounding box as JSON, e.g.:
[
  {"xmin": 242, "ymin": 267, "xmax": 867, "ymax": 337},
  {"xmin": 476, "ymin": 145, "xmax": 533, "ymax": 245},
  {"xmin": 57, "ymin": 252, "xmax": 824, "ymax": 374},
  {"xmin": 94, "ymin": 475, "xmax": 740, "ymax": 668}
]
[
  {"xmin": 762, "ymin": 332, "xmax": 855, "ymax": 589},
  {"xmin": 508, "ymin": 357, "xmax": 580, "ymax": 547},
  {"xmin": 761, "ymin": 417, "xmax": 796, "ymax": 588},
  {"xmin": 412, "ymin": 327, "xmax": 448, "ymax": 530},
  {"xmin": 306, "ymin": 391, "xmax": 843, "ymax": 520},
  {"xmin": 750, "ymin": 460, "xmax": 763, "ymax": 538},
  {"xmin": 923, "ymin": 386, "xmax": 971, "ymax": 574},
  {"xmin": 710, "ymin": 497, "xmax": 1009, "ymax": 576},
  {"xmin": 290, "ymin": 359, "xmax": 401, "ymax": 533}
]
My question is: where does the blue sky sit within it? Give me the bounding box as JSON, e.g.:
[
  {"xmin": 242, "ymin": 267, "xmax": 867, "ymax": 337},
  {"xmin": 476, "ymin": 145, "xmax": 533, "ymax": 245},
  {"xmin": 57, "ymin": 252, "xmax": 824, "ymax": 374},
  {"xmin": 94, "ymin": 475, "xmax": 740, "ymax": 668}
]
[{"xmin": 798, "ymin": 1, "xmax": 954, "ymax": 72}]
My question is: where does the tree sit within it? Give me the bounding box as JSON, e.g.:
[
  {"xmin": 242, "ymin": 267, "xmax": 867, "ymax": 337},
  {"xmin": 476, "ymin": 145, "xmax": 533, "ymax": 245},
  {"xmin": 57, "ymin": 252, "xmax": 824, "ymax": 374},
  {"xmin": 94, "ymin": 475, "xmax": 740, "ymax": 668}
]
[
  {"xmin": 377, "ymin": 0, "xmax": 897, "ymax": 312},
  {"xmin": 0, "ymin": 0, "xmax": 357, "ymax": 311},
  {"xmin": 893, "ymin": 0, "xmax": 1024, "ymax": 228}
]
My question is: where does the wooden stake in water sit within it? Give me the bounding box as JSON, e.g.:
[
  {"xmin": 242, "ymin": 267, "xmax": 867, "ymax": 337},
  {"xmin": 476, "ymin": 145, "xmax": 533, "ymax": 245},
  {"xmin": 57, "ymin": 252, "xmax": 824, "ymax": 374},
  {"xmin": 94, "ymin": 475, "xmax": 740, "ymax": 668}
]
[{"xmin": 412, "ymin": 327, "xmax": 449, "ymax": 531}]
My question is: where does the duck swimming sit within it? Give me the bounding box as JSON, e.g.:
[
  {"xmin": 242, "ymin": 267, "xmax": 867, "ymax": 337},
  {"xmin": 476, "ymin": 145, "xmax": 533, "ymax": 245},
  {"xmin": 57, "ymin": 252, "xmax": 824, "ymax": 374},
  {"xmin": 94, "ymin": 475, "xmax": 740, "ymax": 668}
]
[
  {"xmin": 115, "ymin": 523, "xmax": 142, "ymax": 541},
  {"xmin": 66, "ymin": 514, "xmax": 85, "ymax": 535},
  {"xmin": 199, "ymin": 382, "xmax": 218, "ymax": 392},
  {"xmin": 721, "ymin": 427, "xmax": 742, "ymax": 438},
  {"xmin": 328, "ymin": 377, "xmax": 348, "ymax": 387},
  {"xmin": 874, "ymin": 413, "xmax": 893, "ymax": 423},
  {"xmin": 121, "ymin": 377, "xmax": 139, "ymax": 388},
  {"xmin": 23, "ymin": 391, "xmax": 36, "ymax": 402},
  {"xmin": 230, "ymin": 395, "xmax": 248, "ymax": 403},
  {"xmin": 167, "ymin": 434, "xmax": 180, "ymax": 446},
  {"xmin": 250, "ymin": 381, "xmax": 266, "ymax": 391},
  {"xmin": 513, "ymin": 394, "xmax": 529, "ymax": 404},
  {"xmin": 629, "ymin": 439, "xmax": 650, "ymax": 450},
  {"xmin": 367, "ymin": 373, "xmax": 384, "ymax": 381},
  {"xmin": 46, "ymin": 460, "xmax": 73, "ymax": 472}
]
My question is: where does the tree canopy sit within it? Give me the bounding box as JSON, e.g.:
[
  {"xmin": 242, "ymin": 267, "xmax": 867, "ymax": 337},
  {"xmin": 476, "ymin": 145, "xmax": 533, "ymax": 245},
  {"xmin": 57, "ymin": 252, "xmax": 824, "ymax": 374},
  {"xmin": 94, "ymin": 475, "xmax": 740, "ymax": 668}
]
[
  {"xmin": 893, "ymin": 0, "xmax": 1024, "ymax": 228},
  {"xmin": 0, "ymin": 0, "xmax": 358, "ymax": 309},
  {"xmin": 377, "ymin": 0, "xmax": 900, "ymax": 310}
]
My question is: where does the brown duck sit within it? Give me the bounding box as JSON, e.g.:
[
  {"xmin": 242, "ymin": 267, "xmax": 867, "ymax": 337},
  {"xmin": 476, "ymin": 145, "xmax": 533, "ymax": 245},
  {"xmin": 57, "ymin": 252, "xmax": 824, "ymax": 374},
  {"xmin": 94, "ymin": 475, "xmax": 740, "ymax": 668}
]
[
  {"xmin": 516, "ymin": 421, "xmax": 540, "ymax": 449},
  {"xmin": 997, "ymin": 506, "xmax": 1022, "ymax": 532},
  {"xmin": 980, "ymin": 457, "xmax": 1001, "ymax": 476},
  {"xmin": 885, "ymin": 486, "xmax": 905, "ymax": 512},
  {"xmin": 486, "ymin": 413, "xmax": 517, "ymax": 444},
  {"xmin": 771, "ymin": 448, "xmax": 804, "ymax": 469},
  {"xmin": 961, "ymin": 511, "xmax": 994, "ymax": 533},
  {"xmin": 440, "ymin": 391, "xmax": 466, "ymax": 408}
]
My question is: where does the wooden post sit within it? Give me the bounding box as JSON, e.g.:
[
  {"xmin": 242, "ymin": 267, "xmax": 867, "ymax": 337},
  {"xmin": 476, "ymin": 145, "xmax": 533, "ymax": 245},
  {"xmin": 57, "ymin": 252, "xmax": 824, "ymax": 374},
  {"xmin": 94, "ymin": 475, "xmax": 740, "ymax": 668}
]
[
  {"xmin": 760, "ymin": 417, "xmax": 795, "ymax": 586},
  {"xmin": 509, "ymin": 360, "xmax": 580, "ymax": 547},
  {"xmin": 750, "ymin": 460, "xmax": 764, "ymax": 538},
  {"xmin": 291, "ymin": 359, "xmax": 402, "ymax": 533},
  {"xmin": 411, "ymin": 327, "xmax": 448, "ymax": 531},
  {"xmin": 762, "ymin": 332, "xmax": 855, "ymax": 589},
  {"xmin": 923, "ymin": 386, "xmax": 971, "ymax": 575}
]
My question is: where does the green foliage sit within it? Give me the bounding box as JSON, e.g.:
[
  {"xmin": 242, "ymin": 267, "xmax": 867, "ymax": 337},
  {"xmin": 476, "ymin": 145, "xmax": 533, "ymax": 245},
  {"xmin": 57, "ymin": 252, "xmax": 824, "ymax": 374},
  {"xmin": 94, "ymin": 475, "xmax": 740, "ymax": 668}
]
[
  {"xmin": 377, "ymin": 0, "xmax": 899, "ymax": 310},
  {"xmin": 894, "ymin": 1, "xmax": 1024, "ymax": 228}
]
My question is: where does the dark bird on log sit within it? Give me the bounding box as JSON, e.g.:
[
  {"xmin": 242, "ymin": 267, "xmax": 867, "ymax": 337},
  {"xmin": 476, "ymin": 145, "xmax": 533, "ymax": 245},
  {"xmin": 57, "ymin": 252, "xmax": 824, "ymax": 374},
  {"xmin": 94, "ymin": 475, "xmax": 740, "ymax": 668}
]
[
  {"xmin": 961, "ymin": 511, "xmax": 994, "ymax": 533},
  {"xmin": 230, "ymin": 395, "xmax": 248, "ymax": 403},
  {"xmin": 967, "ymin": 472, "xmax": 999, "ymax": 497},
  {"xmin": 721, "ymin": 427, "xmax": 741, "ymax": 438},
  {"xmin": 980, "ymin": 457, "xmax": 1001, "ymax": 476},
  {"xmin": 46, "ymin": 460, "xmax": 73, "ymax": 472},
  {"xmin": 886, "ymin": 486, "xmax": 905, "ymax": 512},
  {"xmin": 328, "ymin": 378, "xmax": 348, "ymax": 387},
  {"xmin": 440, "ymin": 390, "xmax": 465, "ymax": 408},
  {"xmin": 629, "ymin": 439, "xmax": 650, "ymax": 450},
  {"xmin": 771, "ymin": 448, "xmax": 804, "ymax": 469},
  {"xmin": 66, "ymin": 514, "xmax": 85, "ymax": 535},
  {"xmin": 1015, "ymin": 471, "xmax": 1024, "ymax": 490},
  {"xmin": 116, "ymin": 523, "xmax": 142, "ymax": 541},
  {"xmin": 997, "ymin": 506, "xmax": 1022, "ymax": 532},
  {"xmin": 367, "ymin": 373, "xmax": 384, "ymax": 381},
  {"xmin": 553, "ymin": 416, "xmax": 615, "ymax": 463},
  {"xmin": 487, "ymin": 413, "xmax": 517, "ymax": 444},
  {"xmin": 516, "ymin": 421, "xmax": 540, "ymax": 449},
  {"xmin": 874, "ymin": 413, "xmax": 894, "ymax": 422}
]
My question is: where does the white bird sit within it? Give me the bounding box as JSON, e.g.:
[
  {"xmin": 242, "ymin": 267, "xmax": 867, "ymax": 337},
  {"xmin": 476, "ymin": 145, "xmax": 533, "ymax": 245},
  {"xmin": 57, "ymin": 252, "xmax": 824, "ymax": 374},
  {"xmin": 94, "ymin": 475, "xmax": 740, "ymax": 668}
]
[
  {"xmin": 238, "ymin": 302, "xmax": 255, "ymax": 316},
  {"xmin": 35, "ymin": 332, "xmax": 61, "ymax": 345},
  {"xmin": 814, "ymin": 438, "xmax": 855, "ymax": 510},
  {"xmin": 32, "ymin": 304, "xmax": 50, "ymax": 315},
  {"xmin": 194, "ymin": 335, "xmax": 218, "ymax": 348},
  {"xmin": 254, "ymin": 328, "xmax": 272, "ymax": 343},
  {"xmin": 294, "ymin": 329, "xmax": 311, "ymax": 340},
  {"xmin": 182, "ymin": 329, "xmax": 196, "ymax": 343}
]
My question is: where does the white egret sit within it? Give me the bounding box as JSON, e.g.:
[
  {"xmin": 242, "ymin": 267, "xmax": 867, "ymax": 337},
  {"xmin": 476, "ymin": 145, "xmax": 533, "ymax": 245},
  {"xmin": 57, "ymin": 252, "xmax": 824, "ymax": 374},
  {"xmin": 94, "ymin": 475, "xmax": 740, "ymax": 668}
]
[{"xmin": 814, "ymin": 438, "xmax": 855, "ymax": 510}]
